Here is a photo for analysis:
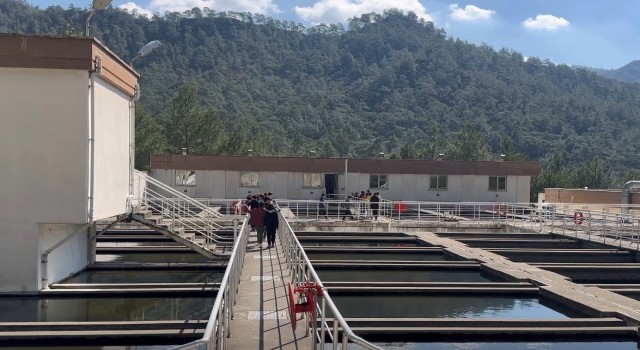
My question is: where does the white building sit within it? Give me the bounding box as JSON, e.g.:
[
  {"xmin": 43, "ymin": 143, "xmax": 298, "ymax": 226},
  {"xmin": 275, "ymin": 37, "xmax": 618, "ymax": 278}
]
[
  {"xmin": 0, "ymin": 35, "xmax": 138, "ymax": 291},
  {"xmin": 150, "ymin": 155, "xmax": 540, "ymax": 202}
]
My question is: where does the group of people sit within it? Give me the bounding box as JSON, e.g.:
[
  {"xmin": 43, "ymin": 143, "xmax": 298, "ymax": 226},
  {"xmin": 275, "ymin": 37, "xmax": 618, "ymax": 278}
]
[
  {"xmin": 246, "ymin": 193, "xmax": 279, "ymax": 249},
  {"xmin": 319, "ymin": 190, "xmax": 382, "ymax": 220}
]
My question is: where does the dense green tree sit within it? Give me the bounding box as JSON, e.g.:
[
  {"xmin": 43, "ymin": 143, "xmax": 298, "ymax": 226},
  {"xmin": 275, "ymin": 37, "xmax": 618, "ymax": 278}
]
[
  {"xmin": 445, "ymin": 124, "xmax": 492, "ymax": 161},
  {"xmin": 134, "ymin": 104, "xmax": 166, "ymax": 170}
]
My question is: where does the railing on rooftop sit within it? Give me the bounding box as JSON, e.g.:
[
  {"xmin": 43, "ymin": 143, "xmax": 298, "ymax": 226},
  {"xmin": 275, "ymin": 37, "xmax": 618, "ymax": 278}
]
[
  {"xmin": 279, "ymin": 210, "xmax": 384, "ymax": 350},
  {"xmin": 134, "ymin": 171, "xmax": 231, "ymax": 247},
  {"xmin": 169, "ymin": 216, "xmax": 249, "ymax": 350},
  {"xmin": 534, "ymin": 203, "xmax": 640, "ymax": 250}
]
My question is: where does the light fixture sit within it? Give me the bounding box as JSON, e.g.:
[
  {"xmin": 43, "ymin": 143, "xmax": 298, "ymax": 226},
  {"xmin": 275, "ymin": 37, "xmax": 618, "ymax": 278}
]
[
  {"xmin": 86, "ymin": 0, "xmax": 113, "ymax": 36},
  {"xmin": 130, "ymin": 40, "xmax": 162, "ymax": 67}
]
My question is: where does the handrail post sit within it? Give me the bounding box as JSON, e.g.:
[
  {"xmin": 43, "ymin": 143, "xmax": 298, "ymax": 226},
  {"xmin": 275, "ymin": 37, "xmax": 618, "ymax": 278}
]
[
  {"xmin": 332, "ymin": 321, "xmax": 339, "ymax": 350},
  {"xmin": 233, "ymin": 218, "xmax": 238, "ymax": 242},
  {"xmin": 320, "ymin": 297, "xmax": 327, "ymax": 349}
]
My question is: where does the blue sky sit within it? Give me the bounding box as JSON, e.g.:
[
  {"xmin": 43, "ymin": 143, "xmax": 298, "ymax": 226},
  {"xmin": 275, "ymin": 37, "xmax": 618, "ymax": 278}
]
[{"xmin": 27, "ymin": 0, "xmax": 640, "ymax": 69}]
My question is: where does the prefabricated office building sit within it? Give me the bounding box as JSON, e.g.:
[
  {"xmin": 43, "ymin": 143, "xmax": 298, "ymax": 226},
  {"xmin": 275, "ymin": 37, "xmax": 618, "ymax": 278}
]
[
  {"xmin": 150, "ymin": 155, "xmax": 541, "ymax": 202},
  {"xmin": 0, "ymin": 35, "xmax": 138, "ymax": 292}
]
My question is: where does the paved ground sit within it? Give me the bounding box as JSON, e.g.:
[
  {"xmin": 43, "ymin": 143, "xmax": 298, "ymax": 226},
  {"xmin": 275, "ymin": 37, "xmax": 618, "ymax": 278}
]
[{"xmin": 228, "ymin": 233, "xmax": 310, "ymax": 349}]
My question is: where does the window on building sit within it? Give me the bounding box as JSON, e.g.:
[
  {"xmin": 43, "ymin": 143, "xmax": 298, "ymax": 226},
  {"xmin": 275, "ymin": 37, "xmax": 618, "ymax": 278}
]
[
  {"xmin": 369, "ymin": 174, "xmax": 388, "ymax": 189},
  {"xmin": 240, "ymin": 172, "xmax": 259, "ymax": 187},
  {"xmin": 429, "ymin": 175, "xmax": 448, "ymax": 190},
  {"xmin": 489, "ymin": 176, "xmax": 507, "ymax": 191},
  {"xmin": 303, "ymin": 173, "xmax": 323, "ymax": 188},
  {"xmin": 176, "ymin": 170, "xmax": 196, "ymax": 186}
]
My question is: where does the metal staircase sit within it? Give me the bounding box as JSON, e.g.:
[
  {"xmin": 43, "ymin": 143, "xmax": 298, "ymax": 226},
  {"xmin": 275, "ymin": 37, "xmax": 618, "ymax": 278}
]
[{"xmin": 131, "ymin": 171, "xmax": 237, "ymax": 258}]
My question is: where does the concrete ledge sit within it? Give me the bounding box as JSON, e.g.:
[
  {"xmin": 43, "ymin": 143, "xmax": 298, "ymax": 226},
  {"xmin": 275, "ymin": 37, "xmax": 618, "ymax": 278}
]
[
  {"xmin": 0, "ymin": 320, "xmax": 208, "ymax": 331},
  {"xmin": 339, "ymin": 317, "xmax": 626, "ymax": 327},
  {"xmin": 327, "ymin": 286, "xmax": 538, "ymax": 295},
  {"xmin": 0, "ymin": 328, "xmax": 204, "ymax": 346}
]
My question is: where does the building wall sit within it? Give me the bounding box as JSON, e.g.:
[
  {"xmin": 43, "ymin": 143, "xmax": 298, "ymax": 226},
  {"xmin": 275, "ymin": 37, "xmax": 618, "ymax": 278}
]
[
  {"xmin": 150, "ymin": 167, "xmax": 531, "ymax": 203},
  {"xmin": 543, "ymin": 188, "xmax": 640, "ymax": 204},
  {"xmin": 0, "ymin": 68, "xmax": 90, "ymax": 291},
  {"xmin": 92, "ymin": 76, "xmax": 131, "ymax": 220},
  {"xmin": 0, "ymin": 67, "xmax": 134, "ymax": 291}
]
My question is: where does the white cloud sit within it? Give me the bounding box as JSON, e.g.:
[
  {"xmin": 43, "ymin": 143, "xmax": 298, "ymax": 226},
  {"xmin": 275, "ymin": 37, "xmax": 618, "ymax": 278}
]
[
  {"xmin": 294, "ymin": 0, "xmax": 433, "ymax": 25},
  {"xmin": 522, "ymin": 14, "xmax": 569, "ymax": 31},
  {"xmin": 449, "ymin": 4, "xmax": 494, "ymax": 21},
  {"xmin": 119, "ymin": 0, "xmax": 280, "ymax": 17},
  {"xmin": 118, "ymin": 2, "xmax": 153, "ymax": 17}
]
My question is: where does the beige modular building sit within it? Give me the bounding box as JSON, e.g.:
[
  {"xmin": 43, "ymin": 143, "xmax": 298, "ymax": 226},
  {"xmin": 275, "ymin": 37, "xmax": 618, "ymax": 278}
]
[
  {"xmin": 0, "ymin": 34, "xmax": 138, "ymax": 291},
  {"xmin": 150, "ymin": 155, "xmax": 541, "ymax": 202}
]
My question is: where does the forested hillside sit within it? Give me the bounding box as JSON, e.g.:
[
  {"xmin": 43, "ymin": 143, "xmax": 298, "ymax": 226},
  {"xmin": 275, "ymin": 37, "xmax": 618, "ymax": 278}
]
[
  {"xmin": 593, "ymin": 61, "xmax": 640, "ymax": 84},
  {"xmin": 3, "ymin": 0, "xmax": 640, "ymax": 195}
]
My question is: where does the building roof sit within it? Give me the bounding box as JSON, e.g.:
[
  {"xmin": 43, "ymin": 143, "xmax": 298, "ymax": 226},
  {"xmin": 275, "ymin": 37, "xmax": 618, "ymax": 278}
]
[
  {"xmin": 0, "ymin": 34, "xmax": 138, "ymax": 96},
  {"xmin": 150, "ymin": 155, "xmax": 541, "ymax": 176}
]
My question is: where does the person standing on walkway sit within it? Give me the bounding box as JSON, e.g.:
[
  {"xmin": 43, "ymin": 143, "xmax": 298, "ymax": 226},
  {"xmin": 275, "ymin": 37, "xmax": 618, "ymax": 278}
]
[
  {"xmin": 319, "ymin": 193, "xmax": 328, "ymax": 220},
  {"xmin": 370, "ymin": 192, "xmax": 381, "ymax": 220},
  {"xmin": 249, "ymin": 202, "xmax": 267, "ymax": 247},
  {"xmin": 264, "ymin": 203, "xmax": 279, "ymax": 248}
]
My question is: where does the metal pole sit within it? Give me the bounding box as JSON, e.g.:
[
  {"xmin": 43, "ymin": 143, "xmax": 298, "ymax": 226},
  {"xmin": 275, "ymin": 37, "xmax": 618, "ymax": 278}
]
[
  {"xmin": 637, "ymin": 219, "xmax": 639, "ymax": 251},
  {"xmin": 344, "ymin": 158, "xmax": 348, "ymax": 198},
  {"xmin": 332, "ymin": 321, "xmax": 339, "ymax": 350},
  {"xmin": 85, "ymin": 9, "xmax": 95, "ymax": 36},
  {"xmin": 320, "ymin": 298, "xmax": 326, "ymax": 349},
  {"xmin": 233, "ymin": 218, "xmax": 238, "ymax": 242},
  {"xmin": 603, "ymin": 212, "xmax": 607, "ymax": 244}
]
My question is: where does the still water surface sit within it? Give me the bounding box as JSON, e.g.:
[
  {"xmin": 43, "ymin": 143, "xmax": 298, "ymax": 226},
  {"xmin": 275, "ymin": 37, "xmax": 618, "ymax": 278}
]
[
  {"xmin": 0, "ymin": 297, "xmax": 213, "ymax": 322},
  {"xmin": 62, "ymin": 270, "xmax": 222, "ymax": 284},
  {"xmin": 318, "ymin": 269, "xmax": 495, "ymax": 282},
  {"xmin": 96, "ymin": 253, "xmax": 213, "ymax": 263},
  {"xmin": 308, "ymin": 252, "xmax": 449, "ymax": 261},
  {"xmin": 331, "ymin": 296, "xmax": 577, "ymax": 318},
  {"xmin": 376, "ymin": 342, "xmax": 638, "ymax": 350}
]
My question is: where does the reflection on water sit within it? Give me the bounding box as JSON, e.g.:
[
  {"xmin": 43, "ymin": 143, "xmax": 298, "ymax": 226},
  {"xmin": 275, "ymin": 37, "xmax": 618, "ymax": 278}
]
[
  {"xmin": 376, "ymin": 342, "xmax": 638, "ymax": 350},
  {"xmin": 308, "ymin": 252, "xmax": 448, "ymax": 261},
  {"xmin": 1, "ymin": 346, "xmax": 175, "ymax": 350},
  {"xmin": 330, "ymin": 296, "xmax": 575, "ymax": 318},
  {"xmin": 62, "ymin": 270, "xmax": 222, "ymax": 284},
  {"xmin": 318, "ymin": 269, "xmax": 494, "ymax": 282},
  {"xmin": 96, "ymin": 253, "xmax": 213, "ymax": 263},
  {"xmin": 0, "ymin": 297, "xmax": 213, "ymax": 322}
]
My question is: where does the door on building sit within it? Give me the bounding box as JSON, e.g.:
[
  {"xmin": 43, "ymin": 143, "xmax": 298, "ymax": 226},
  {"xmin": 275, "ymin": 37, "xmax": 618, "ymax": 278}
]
[{"xmin": 324, "ymin": 174, "xmax": 337, "ymax": 198}]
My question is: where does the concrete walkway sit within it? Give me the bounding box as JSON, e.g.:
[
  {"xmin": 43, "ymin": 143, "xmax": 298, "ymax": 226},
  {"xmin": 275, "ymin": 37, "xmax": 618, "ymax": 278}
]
[{"xmin": 228, "ymin": 233, "xmax": 310, "ymax": 349}]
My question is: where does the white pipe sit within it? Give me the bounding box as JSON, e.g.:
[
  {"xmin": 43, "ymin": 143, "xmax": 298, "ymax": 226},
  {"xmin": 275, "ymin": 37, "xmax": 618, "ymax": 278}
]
[
  {"xmin": 89, "ymin": 56, "xmax": 101, "ymax": 223},
  {"xmin": 128, "ymin": 90, "xmax": 136, "ymax": 212}
]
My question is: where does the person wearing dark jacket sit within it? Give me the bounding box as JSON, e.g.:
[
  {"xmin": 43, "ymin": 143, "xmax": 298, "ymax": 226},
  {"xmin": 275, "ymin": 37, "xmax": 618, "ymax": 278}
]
[
  {"xmin": 370, "ymin": 192, "xmax": 381, "ymax": 220},
  {"xmin": 263, "ymin": 203, "xmax": 279, "ymax": 248},
  {"xmin": 249, "ymin": 202, "xmax": 267, "ymax": 247}
]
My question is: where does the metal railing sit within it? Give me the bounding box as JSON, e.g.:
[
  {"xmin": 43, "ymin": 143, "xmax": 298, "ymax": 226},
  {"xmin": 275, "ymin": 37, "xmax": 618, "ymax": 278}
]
[
  {"xmin": 169, "ymin": 216, "xmax": 250, "ymax": 350},
  {"xmin": 134, "ymin": 171, "xmax": 230, "ymax": 247},
  {"xmin": 540, "ymin": 204, "xmax": 640, "ymax": 250},
  {"xmin": 274, "ymin": 199, "xmax": 393, "ymax": 221},
  {"xmin": 135, "ymin": 171, "xmax": 225, "ymax": 219},
  {"xmin": 279, "ymin": 211, "xmax": 384, "ymax": 350}
]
